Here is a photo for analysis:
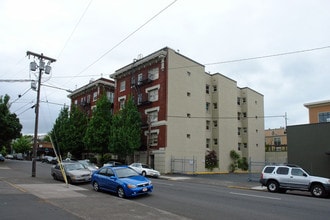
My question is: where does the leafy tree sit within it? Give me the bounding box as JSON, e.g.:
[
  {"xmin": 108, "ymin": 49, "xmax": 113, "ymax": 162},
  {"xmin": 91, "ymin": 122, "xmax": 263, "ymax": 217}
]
[
  {"xmin": 12, "ymin": 135, "xmax": 32, "ymax": 154},
  {"xmin": 50, "ymin": 105, "xmax": 88, "ymax": 159},
  {"xmin": 205, "ymin": 150, "xmax": 218, "ymax": 171},
  {"xmin": 0, "ymin": 94, "xmax": 22, "ymax": 151},
  {"xmin": 50, "ymin": 106, "xmax": 70, "ymax": 157},
  {"xmin": 110, "ymin": 97, "xmax": 141, "ymax": 163},
  {"xmin": 84, "ymin": 94, "xmax": 112, "ymax": 159},
  {"xmin": 229, "ymin": 150, "xmax": 240, "ymax": 172}
]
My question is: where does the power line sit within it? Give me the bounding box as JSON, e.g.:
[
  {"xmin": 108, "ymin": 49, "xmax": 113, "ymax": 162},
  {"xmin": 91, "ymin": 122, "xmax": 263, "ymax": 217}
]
[
  {"xmin": 57, "ymin": 0, "xmax": 93, "ymax": 58},
  {"xmin": 75, "ymin": 0, "xmax": 178, "ymax": 77}
]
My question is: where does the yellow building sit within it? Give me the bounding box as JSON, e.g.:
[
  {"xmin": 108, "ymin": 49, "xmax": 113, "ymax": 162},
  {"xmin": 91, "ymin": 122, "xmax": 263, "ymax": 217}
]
[{"xmin": 304, "ymin": 100, "xmax": 330, "ymax": 123}]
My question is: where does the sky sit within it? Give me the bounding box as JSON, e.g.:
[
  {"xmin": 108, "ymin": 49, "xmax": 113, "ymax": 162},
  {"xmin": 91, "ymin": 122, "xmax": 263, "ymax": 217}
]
[{"xmin": 1, "ymin": 0, "xmax": 330, "ymax": 135}]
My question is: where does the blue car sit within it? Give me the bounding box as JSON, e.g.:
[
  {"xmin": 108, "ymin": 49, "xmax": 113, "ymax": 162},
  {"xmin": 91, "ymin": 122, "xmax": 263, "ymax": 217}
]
[{"xmin": 91, "ymin": 166, "xmax": 153, "ymax": 198}]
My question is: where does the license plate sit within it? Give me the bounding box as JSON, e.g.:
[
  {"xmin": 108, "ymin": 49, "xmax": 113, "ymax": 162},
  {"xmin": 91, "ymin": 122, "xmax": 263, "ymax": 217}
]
[{"xmin": 142, "ymin": 187, "xmax": 147, "ymax": 192}]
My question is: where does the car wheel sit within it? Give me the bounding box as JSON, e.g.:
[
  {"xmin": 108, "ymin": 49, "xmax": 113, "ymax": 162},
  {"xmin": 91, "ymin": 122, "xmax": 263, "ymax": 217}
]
[
  {"xmin": 66, "ymin": 177, "xmax": 72, "ymax": 184},
  {"xmin": 117, "ymin": 187, "xmax": 125, "ymax": 198},
  {"xmin": 142, "ymin": 171, "xmax": 146, "ymax": 176},
  {"xmin": 52, "ymin": 173, "xmax": 57, "ymax": 180},
  {"xmin": 267, "ymin": 180, "xmax": 279, "ymax": 193},
  {"xmin": 311, "ymin": 184, "xmax": 326, "ymax": 198},
  {"xmin": 93, "ymin": 181, "xmax": 100, "ymax": 192}
]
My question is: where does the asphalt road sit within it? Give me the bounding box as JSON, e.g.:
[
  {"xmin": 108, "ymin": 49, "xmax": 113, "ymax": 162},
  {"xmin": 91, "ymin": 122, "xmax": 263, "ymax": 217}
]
[{"xmin": 1, "ymin": 160, "xmax": 330, "ymax": 220}]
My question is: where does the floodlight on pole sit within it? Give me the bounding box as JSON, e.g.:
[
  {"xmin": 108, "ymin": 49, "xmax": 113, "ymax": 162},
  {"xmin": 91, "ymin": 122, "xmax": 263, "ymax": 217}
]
[{"xmin": 26, "ymin": 51, "xmax": 56, "ymax": 178}]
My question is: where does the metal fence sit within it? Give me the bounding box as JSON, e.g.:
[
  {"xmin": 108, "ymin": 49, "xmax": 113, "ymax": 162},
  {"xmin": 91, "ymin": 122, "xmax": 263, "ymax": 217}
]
[
  {"xmin": 248, "ymin": 158, "xmax": 267, "ymax": 182},
  {"xmin": 171, "ymin": 156, "xmax": 196, "ymax": 174}
]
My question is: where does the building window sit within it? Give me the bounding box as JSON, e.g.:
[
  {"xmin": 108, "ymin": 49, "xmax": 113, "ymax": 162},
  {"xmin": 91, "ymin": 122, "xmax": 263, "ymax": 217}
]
[
  {"xmin": 206, "ymin": 84, "xmax": 209, "ymax": 94},
  {"xmin": 119, "ymin": 97, "xmax": 126, "ymax": 110},
  {"xmin": 206, "ymin": 139, "xmax": 210, "ymax": 148},
  {"xmin": 243, "ymin": 112, "xmax": 247, "ymax": 118},
  {"xmin": 206, "ymin": 120, "xmax": 210, "ymax": 130},
  {"xmin": 187, "ymin": 71, "xmax": 191, "ymax": 76},
  {"xmin": 213, "ymin": 138, "xmax": 218, "ymax": 145},
  {"xmin": 243, "ymin": 127, "xmax": 247, "ymax": 133},
  {"xmin": 148, "ymin": 67, "xmax": 159, "ymax": 80},
  {"xmin": 237, "ymin": 97, "xmax": 241, "ymax": 105},
  {"xmin": 120, "ymin": 80, "xmax": 126, "ymax": 92},
  {"xmin": 138, "ymin": 73, "xmax": 143, "ymax": 85},
  {"xmin": 187, "ymin": 113, "xmax": 191, "ymax": 118},
  {"xmin": 148, "ymin": 110, "xmax": 158, "ymax": 123},
  {"xmin": 187, "ymin": 134, "xmax": 191, "ymax": 139},
  {"xmin": 213, "ymin": 103, "xmax": 217, "ymax": 109},
  {"xmin": 238, "ymin": 143, "xmax": 241, "ymax": 151},
  {"xmin": 244, "ymin": 143, "xmax": 247, "ymax": 148},
  {"xmin": 206, "ymin": 102, "xmax": 210, "ymax": 111},
  {"xmin": 187, "ymin": 92, "xmax": 191, "ymax": 97},
  {"xmin": 148, "ymin": 89, "xmax": 158, "ymax": 102},
  {"xmin": 131, "ymin": 76, "xmax": 136, "ymax": 85},
  {"xmin": 93, "ymin": 92, "xmax": 98, "ymax": 101},
  {"xmin": 237, "ymin": 112, "xmax": 241, "ymax": 120},
  {"xmin": 319, "ymin": 112, "xmax": 330, "ymax": 122},
  {"xmin": 138, "ymin": 94, "xmax": 142, "ymax": 105},
  {"xmin": 242, "ymin": 97, "xmax": 246, "ymax": 103},
  {"xmin": 213, "ymin": 120, "xmax": 217, "ymax": 128},
  {"xmin": 107, "ymin": 91, "xmax": 114, "ymax": 103},
  {"xmin": 74, "ymin": 100, "xmax": 78, "ymax": 105},
  {"xmin": 274, "ymin": 137, "xmax": 281, "ymax": 146},
  {"xmin": 213, "ymin": 85, "xmax": 217, "ymax": 92},
  {"xmin": 238, "ymin": 127, "xmax": 241, "ymax": 135},
  {"xmin": 150, "ymin": 132, "xmax": 158, "ymax": 145},
  {"xmin": 87, "ymin": 95, "xmax": 91, "ymax": 103}
]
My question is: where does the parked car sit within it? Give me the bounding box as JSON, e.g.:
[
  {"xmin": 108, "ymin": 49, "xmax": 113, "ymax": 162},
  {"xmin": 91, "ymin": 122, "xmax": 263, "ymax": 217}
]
[
  {"xmin": 42, "ymin": 156, "xmax": 57, "ymax": 164},
  {"xmin": 260, "ymin": 164, "xmax": 330, "ymax": 198},
  {"xmin": 129, "ymin": 163, "xmax": 160, "ymax": 178},
  {"xmin": 91, "ymin": 166, "xmax": 153, "ymax": 198},
  {"xmin": 5, "ymin": 154, "xmax": 14, "ymax": 159},
  {"xmin": 78, "ymin": 159, "xmax": 99, "ymax": 172},
  {"xmin": 103, "ymin": 161, "xmax": 123, "ymax": 167},
  {"xmin": 51, "ymin": 162, "xmax": 91, "ymax": 184},
  {"xmin": 0, "ymin": 154, "xmax": 5, "ymax": 162}
]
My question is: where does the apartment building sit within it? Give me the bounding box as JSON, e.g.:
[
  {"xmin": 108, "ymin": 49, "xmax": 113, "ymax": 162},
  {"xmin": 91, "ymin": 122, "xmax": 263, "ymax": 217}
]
[
  {"xmin": 67, "ymin": 78, "xmax": 115, "ymax": 117},
  {"xmin": 110, "ymin": 47, "xmax": 264, "ymax": 173}
]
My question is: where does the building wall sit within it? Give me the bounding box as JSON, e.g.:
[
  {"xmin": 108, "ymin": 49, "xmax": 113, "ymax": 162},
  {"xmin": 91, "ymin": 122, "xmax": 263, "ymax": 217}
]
[
  {"xmin": 287, "ymin": 123, "xmax": 330, "ymax": 178},
  {"xmin": 111, "ymin": 47, "xmax": 265, "ymax": 174},
  {"xmin": 304, "ymin": 100, "xmax": 330, "ymax": 123}
]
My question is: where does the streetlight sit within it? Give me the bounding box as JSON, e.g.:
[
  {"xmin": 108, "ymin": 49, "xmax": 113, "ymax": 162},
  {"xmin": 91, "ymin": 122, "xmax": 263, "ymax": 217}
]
[{"xmin": 27, "ymin": 51, "xmax": 56, "ymax": 177}]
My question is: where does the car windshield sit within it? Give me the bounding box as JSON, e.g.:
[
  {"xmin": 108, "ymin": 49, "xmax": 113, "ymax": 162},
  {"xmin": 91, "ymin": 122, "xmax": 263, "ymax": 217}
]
[
  {"xmin": 115, "ymin": 168, "xmax": 139, "ymax": 178},
  {"xmin": 65, "ymin": 163, "xmax": 85, "ymax": 171}
]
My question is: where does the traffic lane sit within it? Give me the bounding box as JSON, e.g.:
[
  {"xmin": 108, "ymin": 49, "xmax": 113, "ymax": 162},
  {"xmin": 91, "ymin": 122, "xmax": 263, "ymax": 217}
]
[{"xmin": 136, "ymin": 178, "xmax": 330, "ymax": 220}]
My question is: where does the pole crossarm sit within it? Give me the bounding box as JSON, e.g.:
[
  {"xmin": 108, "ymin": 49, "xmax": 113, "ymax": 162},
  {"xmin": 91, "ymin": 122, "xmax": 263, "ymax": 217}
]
[{"xmin": 27, "ymin": 51, "xmax": 56, "ymax": 63}]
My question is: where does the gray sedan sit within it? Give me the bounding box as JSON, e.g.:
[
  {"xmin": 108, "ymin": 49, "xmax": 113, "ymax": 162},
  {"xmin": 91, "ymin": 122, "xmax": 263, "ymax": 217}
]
[{"xmin": 51, "ymin": 162, "xmax": 91, "ymax": 184}]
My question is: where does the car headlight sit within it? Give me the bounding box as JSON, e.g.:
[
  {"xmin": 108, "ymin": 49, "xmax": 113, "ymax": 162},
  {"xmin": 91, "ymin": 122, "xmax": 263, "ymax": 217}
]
[{"xmin": 127, "ymin": 184, "xmax": 137, "ymax": 189}]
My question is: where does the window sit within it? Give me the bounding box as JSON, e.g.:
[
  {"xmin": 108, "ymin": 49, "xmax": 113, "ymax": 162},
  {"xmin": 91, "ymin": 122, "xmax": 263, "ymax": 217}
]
[
  {"xmin": 187, "ymin": 113, "xmax": 191, "ymax": 118},
  {"xmin": 120, "ymin": 81, "xmax": 126, "ymax": 92},
  {"xmin": 138, "ymin": 73, "xmax": 143, "ymax": 85},
  {"xmin": 93, "ymin": 92, "xmax": 98, "ymax": 101},
  {"xmin": 206, "ymin": 102, "xmax": 210, "ymax": 111},
  {"xmin": 238, "ymin": 143, "xmax": 241, "ymax": 151},
  {"xmin": 150, "ymin": 132, "xmax": 158, "ymax": 145},
  {"xmin": 243, "ymin": 143, "xmax": 247, "ymax": 148},
  {"xmin": 213, "ymin": 120, "xmax": 217, "ymax": 128},
  {"xmin": 148, "ymin": 67, "xmax": 159, "ymax": 80},
  {"xmin": 319, "ymin": 112, "xmax": 330, "ymax": 122},
  {"xmin": 187, "ymin": 134, "xmax": 191, "ymax": 139},
  {"xmin": 242, "ymin": 97, "xmax": 246, "ymax": 103},
  {"xmin": 291, "ymin": 168, "xmax": 305, "ymax": 176},
  {"xmin": 119, "ymin": 98, "xmax": 125, "ymax": 110},
  {"xmin": 187, "ymin": 92, "xmax": 191, "ymax": 97},
  {"xmin": 131, "ymin": 76, "xmax": 136, "ymax": 85},
  {"xmin": 276, "ymin": 167, "xmax": 289, "ymax": 175},
  {"xmin": 148, "ymin": 89, "xmax": 158, "ymax": 102},
  {"xmin": 237, "ymin": 112, "xmax": 241, "ymax": 120},
  {"xmin": 74, "ymin": 100, "xmax": 78, "ymax": 105},
  {"xmin": 206, "ymin": 139, "xmax": 210, "ymax": 148},
  {"xmin": 243, "ymin": 127, "xmax": 247, "ymax": 133},
  {"xmin": 238, "ymin": 127, "xmax": 241, "ymax": 135},
  {"xmin": 137, "ymin": 94, "xmax": 142, "ymax": 105},
  {"xmin": 148, "ymin": 110, "xmax": 158, "ymax": 123},
  {"xmin": 264, "ymin": 166, "xmax": 275, "ymax": 173},
  {"xmin": 206, "ymin": 84, "xmax": 209, "ymax": 94},
  {"xmin": 237, "ymin": 97, "xmax": 241, "ymax": 105},
  {"xmin": 107, "ymin": 91, "xmax": 114, "ymax": 103},
  {"xmin": 243, "ymin": 112, "xmax": 247, "ymax": 118},
  {"xmin": 206, "ymin": 120, "xmax": 210, "ymax": 130},
  {"xmin": 87, "ymin": 95, "xmax": 91, "ymax": 103},
  {"xmin": 213, "ymin": 103, "xmax": 217, "ymax": 109},
  {"xmin": 274, "ymin": 137, "xmax": 281, "ymax": 146},
  {"xmin": 213, "ymin": 138, "xmax": 218, "ymax": 145},
  {"xmin": 213, "ymin": 85, "xmax": 217, "ymax": 92},
  {"xmin": 187, "ymin": 71, "xmax": 191, "ymax": 76}
]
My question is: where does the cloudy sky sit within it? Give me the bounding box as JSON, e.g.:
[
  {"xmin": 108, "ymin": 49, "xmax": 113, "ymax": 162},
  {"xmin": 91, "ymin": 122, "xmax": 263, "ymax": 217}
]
[{"xmin": 1, "ymin": 0, "xmax": 329, "ymax": 135}]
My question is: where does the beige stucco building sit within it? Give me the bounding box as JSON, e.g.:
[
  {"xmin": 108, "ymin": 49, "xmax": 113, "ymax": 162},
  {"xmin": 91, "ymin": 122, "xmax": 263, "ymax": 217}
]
[{"xmin": 110, "ymin": 47, "xmax": 264, "ymax": 173}]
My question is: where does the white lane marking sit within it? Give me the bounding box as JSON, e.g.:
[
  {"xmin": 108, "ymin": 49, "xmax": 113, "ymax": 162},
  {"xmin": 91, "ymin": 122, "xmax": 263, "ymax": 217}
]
[{"xmin": 230, "ymin": 192, "xmax": 281, "ymax": 200}]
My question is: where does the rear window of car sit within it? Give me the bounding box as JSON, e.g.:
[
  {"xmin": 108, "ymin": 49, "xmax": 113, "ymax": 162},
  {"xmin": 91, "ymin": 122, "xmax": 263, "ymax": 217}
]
[
  {"xmin": 276, "ymin": 167, "xmax": 289, "ymax": 175},
  {"xmin": 263, "ymin": 166, "xmax": 275, "ymax": 173}
]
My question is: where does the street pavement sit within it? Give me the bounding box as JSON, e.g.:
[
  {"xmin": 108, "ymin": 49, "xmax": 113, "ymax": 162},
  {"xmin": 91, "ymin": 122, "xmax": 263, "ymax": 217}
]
[{"xmin": 0, "ymin": 162, "xmax": 264, "ymax": 220}]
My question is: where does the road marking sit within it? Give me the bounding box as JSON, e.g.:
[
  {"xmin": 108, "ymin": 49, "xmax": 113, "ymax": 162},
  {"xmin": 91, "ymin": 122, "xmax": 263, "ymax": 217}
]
[
  {"xmin": 1, "ymin": 179, "xmax": 27, "ymax": 192},
  {"xmin": 230, "ymin": 192, "xmax": 281, "ymax": 200}
]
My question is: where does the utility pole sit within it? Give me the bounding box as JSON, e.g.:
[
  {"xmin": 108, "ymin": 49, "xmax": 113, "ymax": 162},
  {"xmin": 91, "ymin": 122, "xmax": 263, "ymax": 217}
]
[{"xmin": 27, "ymin": 51, "xmax": 56, "ymax": 177}]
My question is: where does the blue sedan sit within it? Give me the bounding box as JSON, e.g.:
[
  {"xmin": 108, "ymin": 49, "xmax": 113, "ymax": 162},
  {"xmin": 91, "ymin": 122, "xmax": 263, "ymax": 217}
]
[{"xmin": 91, "ymin": 166, "xmax": 153, "ymax": 198}]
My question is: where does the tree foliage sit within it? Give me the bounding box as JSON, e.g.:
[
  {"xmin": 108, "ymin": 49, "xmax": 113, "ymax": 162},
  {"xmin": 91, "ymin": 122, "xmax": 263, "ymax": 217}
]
[
  {"xmin": 12, "ymin": 135, "xmax": 32, "ymax": 154},
  {"xmin": 0, "ymin": 94, "xmax": 22, "ymax": 150},
  {"xmin": 110, "ymin": 97, "xmax": 141, "ymax": 162},
  {"xmin": 84, "ymin": 94, "xmax": 112, "ymax": 157}
]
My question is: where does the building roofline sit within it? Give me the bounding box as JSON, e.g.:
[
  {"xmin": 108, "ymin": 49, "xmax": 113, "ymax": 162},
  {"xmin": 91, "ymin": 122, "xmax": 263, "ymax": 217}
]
[
  {"xmin": 304, "ymin": 100, "xmax": 330, "ymax": 108},
  {"xmin": 67, "ymin": 77, "xmax": 114, "ymax": 98}
]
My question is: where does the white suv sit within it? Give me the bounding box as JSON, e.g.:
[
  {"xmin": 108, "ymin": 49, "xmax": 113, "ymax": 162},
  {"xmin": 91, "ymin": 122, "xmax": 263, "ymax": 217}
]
[{"xmin": 260, "ymin": 164, "xmax": 330, "ymax": 198}]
